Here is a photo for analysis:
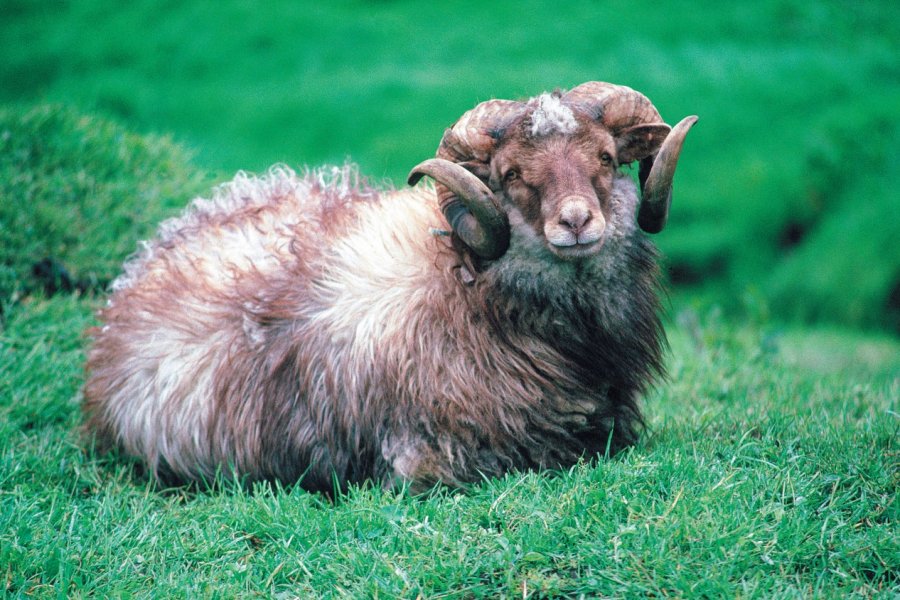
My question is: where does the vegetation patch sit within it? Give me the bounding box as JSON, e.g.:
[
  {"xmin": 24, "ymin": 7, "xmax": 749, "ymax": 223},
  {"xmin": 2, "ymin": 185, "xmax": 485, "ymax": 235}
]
[
  {"xmin": 0, "ymin": 104, "xmax": 208, "ymax": 308},
  {"xmin": 2, "ymin": 296, "xmax": 897, "ymax": 597},
  {"xmin": 1, "ymin": 3, "xmax": 898, "ymax": 596},
  {"xmin": 2, "ymin": 1, "xmax": 898, "ymax": 330}
]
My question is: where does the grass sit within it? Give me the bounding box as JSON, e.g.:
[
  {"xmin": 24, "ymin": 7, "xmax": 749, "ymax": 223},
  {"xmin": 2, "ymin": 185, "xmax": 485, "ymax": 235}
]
[
  {"xmin": 1, "ymin": 296, "xmax": 897, "ymax": 597},
  {"xmin": 1, "ymin": 2, "xmax": 899, "ymax": 597},
  {"xmin": 0, "ymin": 104, "xmax": 897, "ymax": 600},
  {"xmin": 1, "ymin": 0, "xmax": 898, "ymax": 330},
  {"xmin": 0, "ymin": 104, "xmax": 209, "ymax": 302}
]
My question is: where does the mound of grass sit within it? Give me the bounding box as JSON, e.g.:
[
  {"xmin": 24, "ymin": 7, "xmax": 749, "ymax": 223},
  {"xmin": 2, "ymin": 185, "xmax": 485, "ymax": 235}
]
[
  {"xmin": 765, "ymin": 99, "xmax": 900, "ymax": 332},
  {"xmin": 0, "ymin": 104, "xmax": 208, "ymax": 306}
]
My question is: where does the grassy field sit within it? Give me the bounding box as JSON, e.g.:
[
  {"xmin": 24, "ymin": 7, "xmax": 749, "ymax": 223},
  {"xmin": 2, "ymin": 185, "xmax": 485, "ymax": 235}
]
[
  {"xmin": 1, "ymin": 1, "xmax": 899, "ymax": 597},
  {"xmin": 2, "ymin": 290, "xmax": 897, "ymax": 597}
]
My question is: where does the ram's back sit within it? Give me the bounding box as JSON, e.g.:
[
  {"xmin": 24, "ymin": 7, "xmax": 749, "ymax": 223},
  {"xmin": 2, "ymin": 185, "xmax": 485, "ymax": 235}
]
[{"xmin": 82, "ymin": 166, "xmax": 447, "ymax": 483}]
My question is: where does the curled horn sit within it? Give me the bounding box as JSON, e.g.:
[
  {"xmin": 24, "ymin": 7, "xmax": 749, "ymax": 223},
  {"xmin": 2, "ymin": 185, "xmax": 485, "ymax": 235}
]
[
  {"xmin": 408, "ymin": 159, "xmax": 509, "ymax": 259},
  {"xmin": 564, "ymin": 81, "xmax": 664, "ymax": 131},
  {"xmin": 408, "ymin": 99, "xmax": 523, "ymax": 259},
  {"xmin": 564, "ymin": 82, "xmax": 697, "ymax": 233}
]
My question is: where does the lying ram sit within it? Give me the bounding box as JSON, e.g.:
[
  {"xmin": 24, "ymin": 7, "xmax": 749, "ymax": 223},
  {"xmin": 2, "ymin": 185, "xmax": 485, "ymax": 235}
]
[{"xmin": 83, "ymin": 81, "xmax": 697, "ymax": 492}]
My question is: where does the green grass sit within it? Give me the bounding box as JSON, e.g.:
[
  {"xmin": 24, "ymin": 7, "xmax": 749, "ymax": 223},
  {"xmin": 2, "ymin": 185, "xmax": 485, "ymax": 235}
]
[
  {"xmin": 0, "ymin": 106, "xmax": 897, "ymax": 599},
  {"xmin": 0, "ymin": 104, "xmax": 209, "ymax": 302},
  {"xmin": 2, "ymin": 296, "xmax": 897, "ymax": 597},
  {"xmin": 1, "ymin": 3, "xmax": 899, "ymax": 597},
  {"xmin": 1, "ymin": 0, "xmax": 898, "ymax": 330}
]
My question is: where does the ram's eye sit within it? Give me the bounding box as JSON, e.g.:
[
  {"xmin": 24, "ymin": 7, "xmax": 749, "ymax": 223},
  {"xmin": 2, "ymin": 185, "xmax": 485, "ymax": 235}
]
[
  {"xmin": 503, "ymin": 169, "xmax": 519, "ymax": 183},
  {"xmin": 599, "ymin": 152, "xmax": 613, "ymax": 166}
]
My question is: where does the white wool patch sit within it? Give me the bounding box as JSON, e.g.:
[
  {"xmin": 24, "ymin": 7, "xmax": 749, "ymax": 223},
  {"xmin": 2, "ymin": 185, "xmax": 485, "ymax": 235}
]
[
  {"xmin": 528, "ymin": 93, "xmax": 579, "ymax": 137},
  {"xmin": 312, "ymin": 189, "xmax": 439, "ymax": 351}
]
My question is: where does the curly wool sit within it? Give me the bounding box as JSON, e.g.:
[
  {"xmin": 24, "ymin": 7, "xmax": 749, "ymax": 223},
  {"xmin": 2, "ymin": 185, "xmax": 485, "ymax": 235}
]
[{"xmin": 528, "ymin": 93, "xmax": 579, "ymax": 138}]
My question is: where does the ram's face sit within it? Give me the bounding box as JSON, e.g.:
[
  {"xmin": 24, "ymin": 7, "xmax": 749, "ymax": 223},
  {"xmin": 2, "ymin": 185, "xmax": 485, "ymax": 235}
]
[
  {"xmin": 490, "ymin": 120, "xmax": 619, "ymax": 260},
  {"xmin": 407, "ymin": 82, "xmax": 697, "ymax": 263}
]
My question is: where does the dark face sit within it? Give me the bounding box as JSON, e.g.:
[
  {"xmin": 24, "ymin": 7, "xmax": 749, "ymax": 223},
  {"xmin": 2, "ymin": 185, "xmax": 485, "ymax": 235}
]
[{"xmin": 490, "ymin": 119, "xmax": 620, "ymax": 260}]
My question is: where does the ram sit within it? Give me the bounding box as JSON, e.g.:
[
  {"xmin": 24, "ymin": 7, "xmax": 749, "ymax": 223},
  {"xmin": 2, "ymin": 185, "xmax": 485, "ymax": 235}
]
[{"xmin": 83, "ymin": 81, "xmax": 697, "ymax": 492}]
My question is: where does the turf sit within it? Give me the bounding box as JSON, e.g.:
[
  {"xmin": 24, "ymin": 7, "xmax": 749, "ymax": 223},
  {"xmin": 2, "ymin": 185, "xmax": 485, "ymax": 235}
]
[
  {"xmin": 1, "ymin": 296, "xmax": 897, "ymax": 597},
  {"xmin": 0, "ymin": 104, "xmax": 209, "ymax": 302},
  {"xmin": 1, "ymin": 2, "xmax": 899, "ymax": 597}
]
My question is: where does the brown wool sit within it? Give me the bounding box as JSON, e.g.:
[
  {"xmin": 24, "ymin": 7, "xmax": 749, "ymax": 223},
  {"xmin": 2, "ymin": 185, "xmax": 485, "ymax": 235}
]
[{"xmin": 83, "ymin": 83, "xmax": 697, "ymax": 492}]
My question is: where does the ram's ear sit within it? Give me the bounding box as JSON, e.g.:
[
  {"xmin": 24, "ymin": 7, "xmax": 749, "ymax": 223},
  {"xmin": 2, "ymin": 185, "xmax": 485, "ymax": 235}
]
[{"xmin": 616, "ymin": 123, "xmax": 671, "ymax": 164}]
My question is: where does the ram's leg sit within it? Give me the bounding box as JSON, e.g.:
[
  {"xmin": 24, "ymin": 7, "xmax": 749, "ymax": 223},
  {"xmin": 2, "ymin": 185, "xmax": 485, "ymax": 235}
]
[{"xmin": 379, "ymin": 435, "xmax": 466, "ymax": 493}]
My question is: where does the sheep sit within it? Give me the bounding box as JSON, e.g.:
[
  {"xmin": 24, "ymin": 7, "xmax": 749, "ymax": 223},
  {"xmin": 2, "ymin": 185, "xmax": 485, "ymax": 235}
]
[{"xmin": 83, "ymin": 81, "xmax": 697, "ymax": 493}]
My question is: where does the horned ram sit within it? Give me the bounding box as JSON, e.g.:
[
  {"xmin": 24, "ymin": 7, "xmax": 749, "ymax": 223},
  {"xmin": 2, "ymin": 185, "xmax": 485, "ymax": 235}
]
[{"xmin": 83, "ymin": 82, "xmax": 697, "ymax": 492}]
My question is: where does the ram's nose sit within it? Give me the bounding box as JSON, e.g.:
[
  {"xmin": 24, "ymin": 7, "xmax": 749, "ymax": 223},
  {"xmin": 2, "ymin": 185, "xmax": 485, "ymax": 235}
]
[
  {"xmin": 545, "ymin": 196, "xmax": 606, "ymax": 258},
  {"xmin": 558, "ymin": 198, "xmax": 593, "ymax": 235},
  {"xmin": 558, "ymin": 196, "xmax": 605, "ymax": 241}
]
